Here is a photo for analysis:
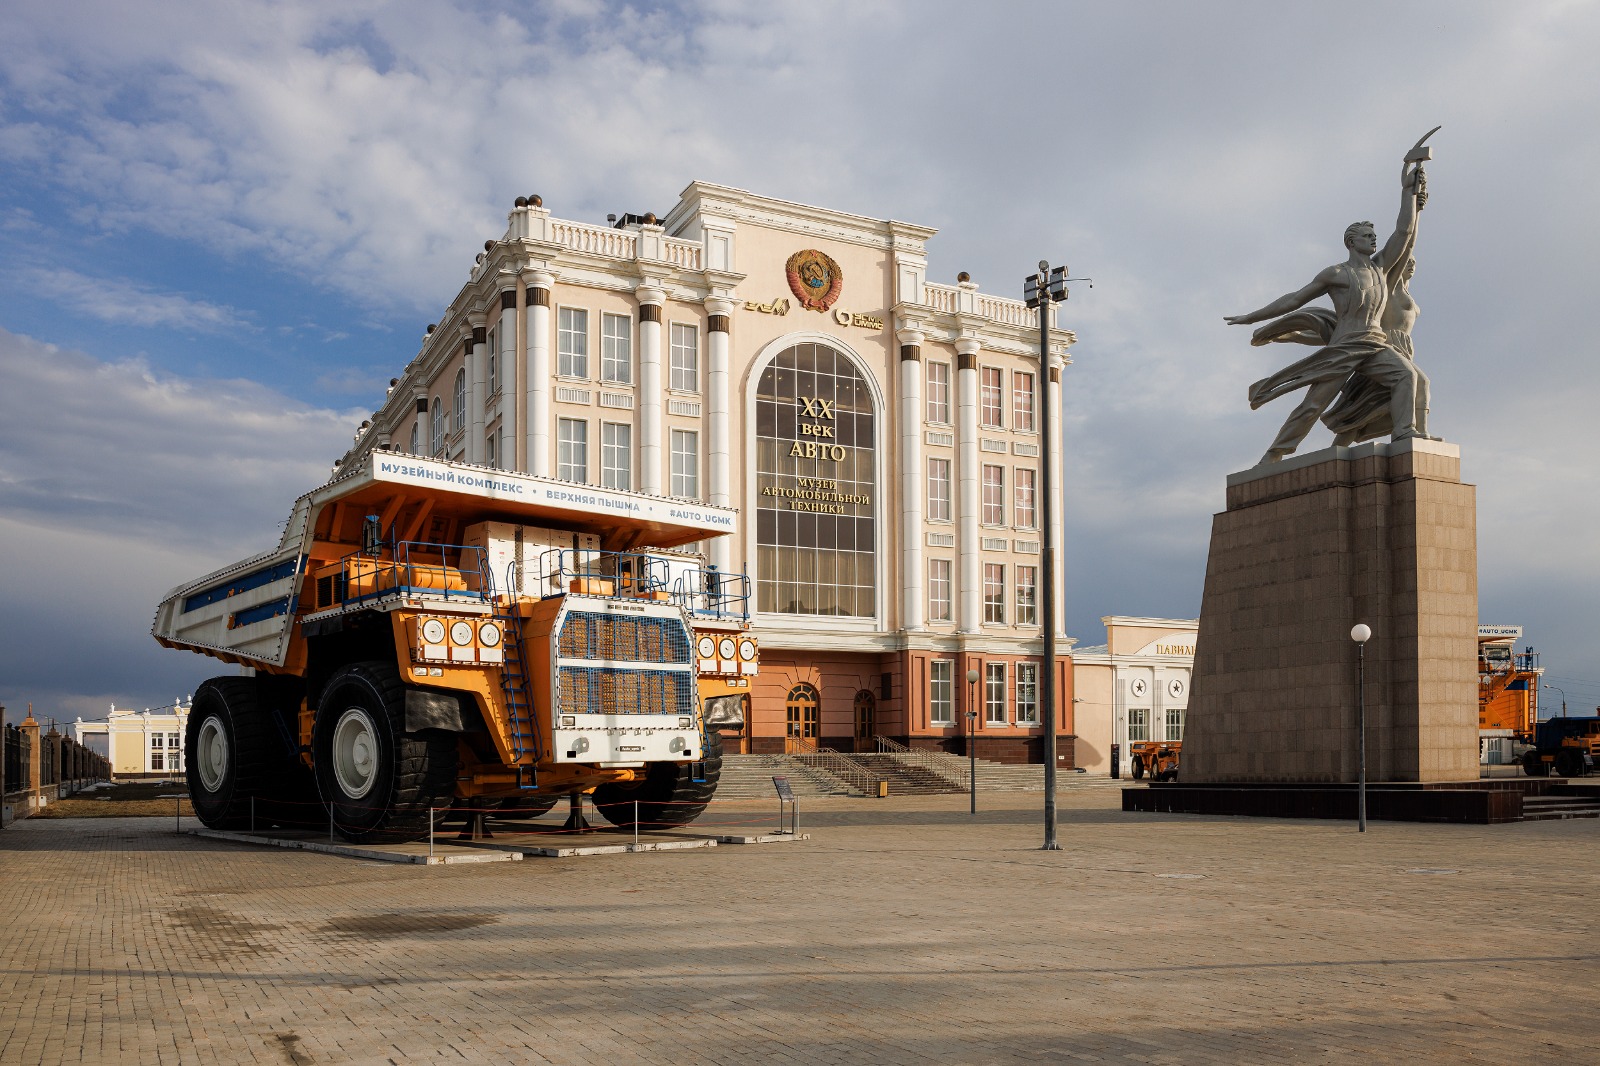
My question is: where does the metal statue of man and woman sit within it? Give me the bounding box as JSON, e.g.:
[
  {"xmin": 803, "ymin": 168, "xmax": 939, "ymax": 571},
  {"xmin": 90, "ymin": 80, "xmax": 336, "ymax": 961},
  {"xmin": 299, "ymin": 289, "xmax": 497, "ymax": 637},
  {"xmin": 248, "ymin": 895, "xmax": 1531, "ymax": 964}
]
[{"xmin": 1226, "ymin": 128, "xmax": 1440, "ymax": 465}]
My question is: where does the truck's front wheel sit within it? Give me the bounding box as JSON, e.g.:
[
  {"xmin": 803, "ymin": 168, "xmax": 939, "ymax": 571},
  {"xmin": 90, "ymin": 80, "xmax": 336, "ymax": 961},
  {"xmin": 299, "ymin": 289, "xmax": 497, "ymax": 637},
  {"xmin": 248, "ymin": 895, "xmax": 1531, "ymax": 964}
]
[
  {"xmin": 313, "ymin": 662, "xmax": 458, "ymax": 844},
  {"xmin": 592, "ymin": 730, "xmax": 723, "ymax": 831},
  {"xmin": 1522, "ymin": 750, "xmax": 1549, "ymax": 777}
]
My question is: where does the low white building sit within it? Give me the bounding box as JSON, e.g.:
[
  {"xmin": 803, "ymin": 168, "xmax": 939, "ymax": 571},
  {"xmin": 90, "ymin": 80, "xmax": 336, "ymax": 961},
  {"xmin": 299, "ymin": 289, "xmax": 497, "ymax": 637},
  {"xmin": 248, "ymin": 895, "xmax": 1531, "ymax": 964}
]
[
  {"xmin": 73, "ymin": 699, "xmax": 189, "ymax": 778},
  {"xmin": 1070, "ymin": 617, "xmax": 1196, "ymax": 774}
]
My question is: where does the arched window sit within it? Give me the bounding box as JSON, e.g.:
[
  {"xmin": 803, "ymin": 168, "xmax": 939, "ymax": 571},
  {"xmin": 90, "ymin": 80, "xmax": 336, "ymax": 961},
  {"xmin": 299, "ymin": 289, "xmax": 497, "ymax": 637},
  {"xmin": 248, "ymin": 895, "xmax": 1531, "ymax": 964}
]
[
  {"xmin": 754, "ymin": 341, "xmax": 877, "ymax": 617},
  {"xmin": 453, "ymin": 370, "xmax": 466, "ymax": 432},
  {"xmin": 409, "ymin": 422, "xmax": 419, "ymax": 454},
  {"xmin": 785, "ymin": 683, "xmax": 820, "ymax": 742},
  {"xmin": 430, "ymin": 397, "xmax": 444, "ymax": 455}
]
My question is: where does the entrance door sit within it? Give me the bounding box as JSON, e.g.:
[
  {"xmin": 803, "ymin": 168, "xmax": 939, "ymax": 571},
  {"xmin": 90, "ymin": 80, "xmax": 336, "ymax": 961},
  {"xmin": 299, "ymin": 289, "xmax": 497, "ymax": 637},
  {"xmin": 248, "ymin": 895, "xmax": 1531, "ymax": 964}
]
[
  {"xmin": 785, "ymin": 683, "xmax": 820, "ymax": 752},
  {"xmin": 853, "ymin": 690, "xmax": 876, "ymax": 752}
]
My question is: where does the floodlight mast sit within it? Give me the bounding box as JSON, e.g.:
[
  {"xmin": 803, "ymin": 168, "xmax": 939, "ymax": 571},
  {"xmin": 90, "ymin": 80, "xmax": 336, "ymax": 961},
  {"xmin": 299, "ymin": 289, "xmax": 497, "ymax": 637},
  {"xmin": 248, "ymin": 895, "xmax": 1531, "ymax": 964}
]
[{"xmin": 1024, "ymin": 260, "xmax": 1078, "ymax": 852}]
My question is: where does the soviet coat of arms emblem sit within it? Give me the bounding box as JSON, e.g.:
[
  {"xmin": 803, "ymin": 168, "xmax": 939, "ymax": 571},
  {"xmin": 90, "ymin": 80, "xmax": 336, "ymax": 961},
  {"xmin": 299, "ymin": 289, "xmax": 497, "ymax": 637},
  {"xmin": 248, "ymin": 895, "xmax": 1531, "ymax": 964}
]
[{"xmin": 785, "ymin": 249, "xmax": 843, "ymax": 312}]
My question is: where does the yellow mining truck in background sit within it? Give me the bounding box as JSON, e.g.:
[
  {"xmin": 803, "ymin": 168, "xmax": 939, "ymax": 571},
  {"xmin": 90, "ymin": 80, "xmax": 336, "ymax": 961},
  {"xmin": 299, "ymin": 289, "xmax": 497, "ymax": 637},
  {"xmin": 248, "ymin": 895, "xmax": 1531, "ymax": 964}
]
[{"xmin": 153, "ymin": 454, "xmax": 757, "ymax": 842}]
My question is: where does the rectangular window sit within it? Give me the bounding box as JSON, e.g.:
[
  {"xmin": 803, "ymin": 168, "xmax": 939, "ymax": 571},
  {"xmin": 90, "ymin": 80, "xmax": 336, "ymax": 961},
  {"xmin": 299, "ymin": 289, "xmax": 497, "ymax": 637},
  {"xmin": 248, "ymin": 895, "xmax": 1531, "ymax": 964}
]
[
  {"xmin": 928, "ymin": 458, "xmax": 952, "ymax": 522},
  {"xmin": 670, "ymin": 322, "xmax": 699, "ymax": 391},
  {"xmin": 985, "ymin": 662, "xmax": 1007, "ymax": 725},
  {"xmin": 487, "ymin": 330, "xmax": 498, "ymax": 395},
  {"xmin": 557, "ymin": 417, "xmax": 588, "ymax": 483},
  {"xmin": 982, "ymin": 465, "xmax": 1005, "ymax": 525},
  {"xmin": 1166, "ymin": 708, "xmax": 1185, "ymax": 742},
  {"xmin": 930, "ymin": 660, "xmax": 954, "ymax": 725},
  {"xmin": 601, "ymin": 312, "xmax": 632, "ymax": 384},
  {"xmin": 485, "ymin": 430, "xmax": 498, "ymax": 470},
  {"xmin": 150, "ymin": 734, "xmax": 164, "ymax": 772},
  {"xmin": 1015, "ymin": 468, "xmax": 1036, "ymax": 529},
  {"xmin": 980, "ymin": 367, "xmax": 1004, "ymax": 429},
  {"xmin": 670, "ymin": 428, "xmax": 699, "ymax": 499},
  {"xmin": 926, "ymin": 361, "xmax": 951, "ymax": 424},
  {"xmin": 1016, "ymin": 565, "xmax": 1038, "ymax": 625},
  {"xmin": 1128, "ymin": 707, "xmax": 1150, "ymax": 742},
  {"xmin": 1016, "ymin": 663, "xmax": 1039, "ymax": 725},
  {"xmin": 558, "ymin": 307, "xmax": 589, "ymax": 378},
  {"xmin": 983, "ymin": 563, "xmax": 1005, "ymax": 623},
  {"xmin": 601, "ymin": 422, "xmax": 632, "ymax": 490},
  {"xmin": 928, "ymin": 558, "xmax": 952, "ymax": 622},
  {"xmin": 1013, "ymin": 371, "xmax": 1036, "ymax": 432}
]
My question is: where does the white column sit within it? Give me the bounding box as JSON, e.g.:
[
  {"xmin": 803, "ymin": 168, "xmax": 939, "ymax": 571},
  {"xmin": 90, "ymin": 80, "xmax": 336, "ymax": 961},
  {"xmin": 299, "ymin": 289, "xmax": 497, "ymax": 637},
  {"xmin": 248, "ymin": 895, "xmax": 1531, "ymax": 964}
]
[
  {"xmin": 461, "ymin": 327, "xmax": 479, "ymax": 464},
  {"xmin": 638, "ymin": 284, "xmax": 666, "ymax": 496},
  {"xmin": 524, "ymin": 271, "xmax": 554, "ymax": 478},
  {"xmin": 705, "ymin": 298, "xmax": 734, "ymax": 574},
  {"xmin": 956, "ymin": 336, "xmax": 981, "ymax": 633},
  {"xmin": 898, "ymin": 329, "xmax": 925, "ymax": 632},
  {"xmin": 467, "ymin": 315, "xmax": 487, "ymax": 464},
  {"xmin": 496, "ymin": 288, "xmax": 518, "ymax": 470},
  {"xmin": 1050, "ymin": 356, "xmax": 1066, "ymax": 637}
]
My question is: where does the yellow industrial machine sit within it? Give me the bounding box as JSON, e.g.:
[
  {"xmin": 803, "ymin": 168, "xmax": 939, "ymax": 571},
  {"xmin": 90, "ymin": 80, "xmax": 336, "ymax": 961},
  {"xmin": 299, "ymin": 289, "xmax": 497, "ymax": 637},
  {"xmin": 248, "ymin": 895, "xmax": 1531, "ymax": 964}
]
[
  {"xmin": 1477, "ymin": 625, "xmax": 1540, "ymax": 765},
  {"xmin": 153, "ymin": 454, "xmax": 757, "ymax": 842}
]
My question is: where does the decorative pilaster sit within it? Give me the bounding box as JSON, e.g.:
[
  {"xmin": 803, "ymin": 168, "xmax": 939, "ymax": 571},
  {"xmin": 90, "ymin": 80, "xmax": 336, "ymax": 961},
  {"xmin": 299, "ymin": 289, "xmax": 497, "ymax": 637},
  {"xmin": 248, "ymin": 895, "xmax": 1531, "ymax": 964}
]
[
  {"xmin": 468, "ymin": 317, "xmax": 488, "ymax": 465},
  {"xmin": 637, "ymin": 285, "xmax": 666, "ymax": 496},
  {"xmin": 1049, "ymin": 358, "xmax": 1065, "ymax": 636},
  {"xmin": 955, "ymin": 336, "xmax": 981, "ymax": 633},
  {"xmin": 706, "ymin": 297, "xmax": 735, "ymax": 574},
  {"xmin": 459, "ymin": 328, "xmax": 478, "ymax": 464},
  {"xmin": 523, "ymin": 271, "xmax": 554, "ymax": 477},
  {"xmin": 897, "ymin": 328, "xmax": 925, "ymax": 632},
  {"xmin": 497, "ymin": 287, "xmax": 518, "ymax": 469}
]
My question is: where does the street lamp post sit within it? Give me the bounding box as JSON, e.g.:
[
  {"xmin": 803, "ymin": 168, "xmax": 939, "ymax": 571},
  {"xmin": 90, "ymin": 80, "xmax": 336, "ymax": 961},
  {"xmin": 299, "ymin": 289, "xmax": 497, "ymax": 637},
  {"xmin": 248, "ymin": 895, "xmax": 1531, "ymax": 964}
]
[
  {"xmin": 966, "ymin": 668, "xmax": 980, "ymax": 814},
  {"xmin": 1023, "ymin": 261, "xmax": 1083, "ymax": 852},
  {"xmin": 1543, "ymin": 683, "xmax": 1567, "ymax": 719},
  {"xmin": 1350, "ymin": 623, "xmax": 1371, "ymax": 832}
]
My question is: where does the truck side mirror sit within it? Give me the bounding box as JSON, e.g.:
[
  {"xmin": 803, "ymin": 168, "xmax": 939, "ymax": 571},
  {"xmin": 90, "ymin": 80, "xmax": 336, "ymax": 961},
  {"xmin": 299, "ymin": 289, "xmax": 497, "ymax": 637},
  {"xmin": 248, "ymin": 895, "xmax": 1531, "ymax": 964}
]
[{"xmin": 363, "ymin": 515, "xmax": 383, "ymax": 556}]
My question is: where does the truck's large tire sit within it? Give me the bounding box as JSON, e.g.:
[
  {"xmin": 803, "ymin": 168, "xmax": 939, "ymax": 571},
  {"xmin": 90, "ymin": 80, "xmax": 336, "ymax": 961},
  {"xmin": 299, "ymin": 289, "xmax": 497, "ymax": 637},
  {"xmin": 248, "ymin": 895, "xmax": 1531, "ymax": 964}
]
[
  {"xmin": 1130, "ymin": 756, "xmax": 1146, "ymax": 781},
  {"xmin": 313, "ymin": 662, "xmax": 458, "ymax": 844},
  {"xmin": 1522, "ymin": 750, "xmax": 1549, "ymax": 777},
  {"xmin": 186, "ymin": 677, "xmax": 275, "ymax": 830},
  {"xmin": 592, "ymin": 731, "xmax": 723, "ymax": 831},
  {"xmin": 1554, "ymin": 748, "xmax": 1585, "ymax": 779}
]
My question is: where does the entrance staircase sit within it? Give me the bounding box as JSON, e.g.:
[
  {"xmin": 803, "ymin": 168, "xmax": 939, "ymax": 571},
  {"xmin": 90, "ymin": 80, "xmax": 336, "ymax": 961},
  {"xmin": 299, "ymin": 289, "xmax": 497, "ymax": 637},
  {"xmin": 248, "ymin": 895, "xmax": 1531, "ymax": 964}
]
[{"xmin": 1521, "ymin": 785, "xmax": 1600, "ymax": 820}]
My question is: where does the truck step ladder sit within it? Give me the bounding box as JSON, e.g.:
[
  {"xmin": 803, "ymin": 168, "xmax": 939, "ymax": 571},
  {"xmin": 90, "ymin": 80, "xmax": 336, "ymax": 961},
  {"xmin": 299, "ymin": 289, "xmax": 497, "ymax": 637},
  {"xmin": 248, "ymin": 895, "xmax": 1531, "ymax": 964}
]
[{"xmin": 495, "ymin": 603, "xmax": 540, "ymax": 790}]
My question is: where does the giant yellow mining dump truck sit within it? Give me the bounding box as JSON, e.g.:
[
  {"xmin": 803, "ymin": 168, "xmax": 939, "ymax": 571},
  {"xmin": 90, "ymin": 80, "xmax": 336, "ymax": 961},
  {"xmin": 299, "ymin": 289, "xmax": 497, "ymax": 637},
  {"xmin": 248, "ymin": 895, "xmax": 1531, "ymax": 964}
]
[{"xmin": 153, "ymin": 454, "xmax": 757, "ymax": 842}]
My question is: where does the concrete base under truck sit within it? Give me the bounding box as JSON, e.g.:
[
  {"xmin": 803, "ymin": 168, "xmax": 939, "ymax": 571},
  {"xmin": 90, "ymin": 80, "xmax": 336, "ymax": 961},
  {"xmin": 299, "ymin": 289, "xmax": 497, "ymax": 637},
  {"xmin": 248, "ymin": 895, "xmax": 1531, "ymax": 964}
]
[{"xmin": 153, "ymin": 454, "xmax": 754, "ymax": 842}]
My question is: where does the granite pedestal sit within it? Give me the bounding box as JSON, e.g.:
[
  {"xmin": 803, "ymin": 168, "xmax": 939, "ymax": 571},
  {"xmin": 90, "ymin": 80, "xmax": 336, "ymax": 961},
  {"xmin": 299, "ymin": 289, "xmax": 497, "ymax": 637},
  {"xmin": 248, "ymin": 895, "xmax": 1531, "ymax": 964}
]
[{"xmin": 1178, "ymin": 438, "xmax": 1479, "ymax": 787}]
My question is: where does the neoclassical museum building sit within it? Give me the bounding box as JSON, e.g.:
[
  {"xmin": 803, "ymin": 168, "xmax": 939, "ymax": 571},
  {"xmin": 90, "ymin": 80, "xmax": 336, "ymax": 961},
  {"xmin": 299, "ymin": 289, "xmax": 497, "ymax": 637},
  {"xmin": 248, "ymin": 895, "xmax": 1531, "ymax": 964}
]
[{"xmin": 340, "ymin": 182, "xmax": 1078, "ymax": 763}]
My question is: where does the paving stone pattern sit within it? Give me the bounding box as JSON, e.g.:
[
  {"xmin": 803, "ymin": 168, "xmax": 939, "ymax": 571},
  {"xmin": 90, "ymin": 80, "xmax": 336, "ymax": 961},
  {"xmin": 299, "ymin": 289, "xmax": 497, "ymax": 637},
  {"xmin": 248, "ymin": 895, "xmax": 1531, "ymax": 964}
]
[{"xmin": 2, "ymin": 790, "xmax": 1597, "ymax": 1065}]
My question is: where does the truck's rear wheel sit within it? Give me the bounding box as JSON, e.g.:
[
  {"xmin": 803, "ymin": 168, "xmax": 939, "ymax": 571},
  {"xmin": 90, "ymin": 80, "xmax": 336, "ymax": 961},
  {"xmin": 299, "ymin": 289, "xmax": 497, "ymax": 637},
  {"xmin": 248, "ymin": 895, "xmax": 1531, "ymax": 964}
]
[
  {"xmin": 1522, "ymin": 750, "xmax": 1549, "ymax": 777},
  {"xmin": 592, "ymin": 730, "xmax": 723, "ymax": 831},
  {"xmin": 313, "ymin": 662, "xmax": 458, "ymax": 844},
  {"xmin": 186, "ymin": 678, "xmax": 274, "ymax": 830},
  {"xmin": 1554, "ymin": 749, "xmax": 1584, "ymax": 778}
]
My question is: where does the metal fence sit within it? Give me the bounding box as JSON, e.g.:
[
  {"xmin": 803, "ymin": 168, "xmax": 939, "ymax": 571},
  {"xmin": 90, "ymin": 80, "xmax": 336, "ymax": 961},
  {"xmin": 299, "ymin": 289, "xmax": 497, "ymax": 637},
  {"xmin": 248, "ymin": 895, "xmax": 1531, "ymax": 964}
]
[{"xmin": 3, "ymin": 721, "xmax": 111, "ymax": 811}]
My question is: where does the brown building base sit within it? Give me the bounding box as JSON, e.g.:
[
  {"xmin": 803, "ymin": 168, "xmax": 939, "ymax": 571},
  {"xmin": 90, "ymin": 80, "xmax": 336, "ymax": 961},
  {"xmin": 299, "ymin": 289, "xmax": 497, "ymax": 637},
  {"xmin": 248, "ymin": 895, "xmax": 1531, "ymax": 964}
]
[{"xmin": 1123, "ymin": 778, "xmax": 1599, "ymax": 825}]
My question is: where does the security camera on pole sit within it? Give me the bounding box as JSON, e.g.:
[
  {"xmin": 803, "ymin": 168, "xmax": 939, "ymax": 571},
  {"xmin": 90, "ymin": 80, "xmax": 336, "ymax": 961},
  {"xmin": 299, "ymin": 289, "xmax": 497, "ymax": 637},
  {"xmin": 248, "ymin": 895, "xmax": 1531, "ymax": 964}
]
[{"xmin": 1023, "ymin": 261, "xmax": 1086, "ymax": 852}]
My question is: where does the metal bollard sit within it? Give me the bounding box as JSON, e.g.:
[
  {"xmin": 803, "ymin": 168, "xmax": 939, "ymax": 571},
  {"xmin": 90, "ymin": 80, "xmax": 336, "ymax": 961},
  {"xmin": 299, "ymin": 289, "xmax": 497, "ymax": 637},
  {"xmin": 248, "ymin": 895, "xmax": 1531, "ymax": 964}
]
[
  {"xmin": 251, "ymin": 795, "xmax": 256, "ymax": 832},
  {"xmin": 429, "ymin": 807, "xmax": 435, "ymax": 860},
  {"xmin": 634, "ymin": 799, "xmax": 639, "ymax": 849}
]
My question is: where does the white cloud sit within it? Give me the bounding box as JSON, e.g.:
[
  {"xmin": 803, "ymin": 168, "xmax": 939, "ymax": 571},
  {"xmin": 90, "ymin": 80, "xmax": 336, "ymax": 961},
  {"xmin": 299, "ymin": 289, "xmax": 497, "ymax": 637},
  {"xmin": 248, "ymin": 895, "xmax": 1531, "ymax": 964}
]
[
  {"xmin": 0, "ymin": 329, "xmax": 357, "ymax": 716},
  {"xmin": 18, "ymin": 267, "xmax": 252, "ymax": 332}
]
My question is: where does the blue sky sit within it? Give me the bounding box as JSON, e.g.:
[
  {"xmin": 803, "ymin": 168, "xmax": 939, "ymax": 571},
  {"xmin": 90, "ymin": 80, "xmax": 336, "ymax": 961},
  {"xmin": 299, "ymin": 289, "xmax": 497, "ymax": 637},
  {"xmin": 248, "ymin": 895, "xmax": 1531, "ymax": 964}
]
[{"xmin": 3, "ymin": 0, "xmax": 1599, "ymax": 723}]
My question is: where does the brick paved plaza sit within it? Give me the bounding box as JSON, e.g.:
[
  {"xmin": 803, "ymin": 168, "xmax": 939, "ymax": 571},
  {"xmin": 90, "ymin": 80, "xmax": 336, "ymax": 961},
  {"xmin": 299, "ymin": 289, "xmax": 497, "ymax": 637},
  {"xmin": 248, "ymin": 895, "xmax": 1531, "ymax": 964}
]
[{"xmin": 2, "ymin": 786, "xmax": 1597, "ymax": 1065}]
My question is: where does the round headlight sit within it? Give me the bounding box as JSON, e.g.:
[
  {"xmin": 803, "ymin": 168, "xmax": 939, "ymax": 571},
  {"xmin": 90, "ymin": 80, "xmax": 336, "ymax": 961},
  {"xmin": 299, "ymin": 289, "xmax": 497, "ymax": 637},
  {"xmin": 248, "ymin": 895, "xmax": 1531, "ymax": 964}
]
[
  {"xmin": 697, "ymin": 636, "xmax": 716, "ymax": 658},
  {"xmin": 719, "ymin": 637, "xmax": 736, "ymax": 659},
  {"xmin": 450, "ymin": 620, "xmax": 474, "ymax": 646},
  {"xmin": 478, "ymin": 621, "xmax": 502, "ymax": 647},
  {"xmin": 739, "ymin": 639, "xmax": 757, "ymax": 661},
  {"xmin": 421, "ymin": 619, "xmax": 446, "ymax": 644}
]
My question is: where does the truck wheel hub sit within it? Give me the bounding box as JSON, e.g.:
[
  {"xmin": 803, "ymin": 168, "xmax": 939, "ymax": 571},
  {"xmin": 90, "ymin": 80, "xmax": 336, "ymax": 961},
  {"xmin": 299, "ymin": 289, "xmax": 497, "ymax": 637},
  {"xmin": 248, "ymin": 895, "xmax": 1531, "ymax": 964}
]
[
  {"xmin": 196, "ymin": 717, "xmax": 228, "ymax": 792},
  {"xmin": 332, "ymin": 707, "xmax": 380, "ymax": 799}
]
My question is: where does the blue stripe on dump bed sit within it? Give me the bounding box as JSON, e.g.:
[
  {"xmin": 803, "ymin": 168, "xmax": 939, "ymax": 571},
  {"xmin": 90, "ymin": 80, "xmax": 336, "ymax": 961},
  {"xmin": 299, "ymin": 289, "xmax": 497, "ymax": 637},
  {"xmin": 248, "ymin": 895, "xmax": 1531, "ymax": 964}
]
[
  {"xmin": 230, "ymin": 596, "xmax": 292, "ymax": 628},
  {"xmin": 183, "ymin": 558, "xmax": 301, "ymax": 613}
]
